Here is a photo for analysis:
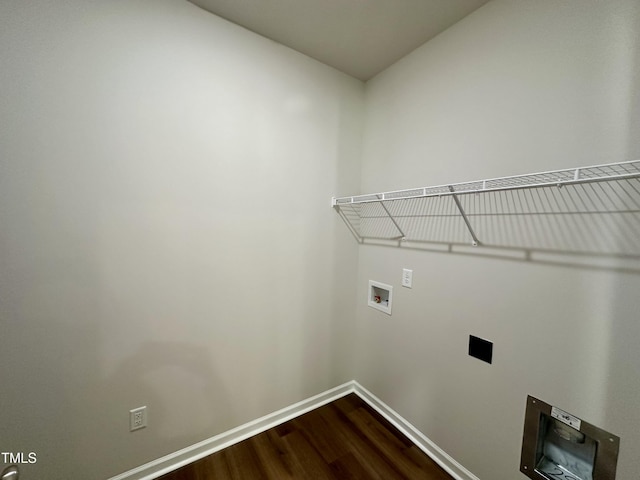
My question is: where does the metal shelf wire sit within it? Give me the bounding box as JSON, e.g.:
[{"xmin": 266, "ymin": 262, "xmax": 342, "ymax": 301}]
[{"xmin": 332, "ymin": 160, "xmax": 640, "ymax": 257}]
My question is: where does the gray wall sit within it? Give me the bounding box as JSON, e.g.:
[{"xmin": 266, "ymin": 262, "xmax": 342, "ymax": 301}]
[
  {"xmin": 0, "ymin": 1, "xmax": 362, "ymax": 478},
  {"xmin": 354, "ymin": 1, "xmax": 640, "ymax": 479}
]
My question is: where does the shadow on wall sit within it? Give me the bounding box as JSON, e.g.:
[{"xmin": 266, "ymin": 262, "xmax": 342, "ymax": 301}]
[
  {"xmin": 1, "ymin": 318, "xmax": 100, "ymax": 480},
  {"xmin": 0, "ymin": 322, "xmax": 232, "ymax": 479},
  {"xmin": 606, "ymin": 24, "xmax": 640, "ymax": 474},
  {"xmin": 0, "ymin": 331, "xmax": 231, "ymax": 479},
  {"xmin": 357, "ymin": 239, "xmax": 640, "ymax": 275},
  {"xmin": 84, "ymin": 341, "xmax": 231, "ymax": 478},
  {"xmin": 603, "ymin": 275, "xmax": 640, "ymax": 478}
]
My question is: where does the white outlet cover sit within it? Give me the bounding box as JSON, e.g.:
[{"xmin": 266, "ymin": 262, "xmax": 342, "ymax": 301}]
[
  {"xmin": 402, "ymin": 269, "xmax": 413, "ymax": 288},
  {"xmin": 130, "ymin": 406, "xmax": 147, "ymax": 431}
]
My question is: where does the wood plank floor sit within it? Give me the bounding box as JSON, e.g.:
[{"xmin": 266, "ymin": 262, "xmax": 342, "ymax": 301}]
[{"xmin": 158, "ymin": 393, "xmax": 454, "ymax": 480}]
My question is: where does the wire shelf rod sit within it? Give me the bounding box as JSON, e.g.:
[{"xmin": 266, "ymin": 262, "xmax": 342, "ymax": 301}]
[{"xmin": 333, "ymin": 160, "xmax": 640, "ymax": 206}]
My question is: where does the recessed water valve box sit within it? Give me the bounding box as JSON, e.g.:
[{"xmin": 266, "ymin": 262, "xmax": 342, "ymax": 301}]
[
  {"xmin": 520, "ymin": 395, "xmax": 619, "ymax": 480},
  {"xmin": 368, "ymin": 280, "xmax": 392, "ymax": 315}
]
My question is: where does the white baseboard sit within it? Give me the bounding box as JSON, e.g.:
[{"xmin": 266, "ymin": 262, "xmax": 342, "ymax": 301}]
[
  {"xmin": 352, "ymin": 381, "xmax": 480, "ymax": 480},
  {"xmin": 107, "ymin": 381, "xmax": 354, "ymax": 480},
  {"xmin": 108, "ymin": 380, "xmax": 478, "ymax": 480}
]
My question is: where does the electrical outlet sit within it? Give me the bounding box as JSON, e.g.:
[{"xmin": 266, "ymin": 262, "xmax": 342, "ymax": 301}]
[
  {"xmin": 402, "ymin": 269, "xmax": 413, "ymax": 288},
  {"xmin": 130, "ymin": 406, "xmax": 147, "ymax": 431}
]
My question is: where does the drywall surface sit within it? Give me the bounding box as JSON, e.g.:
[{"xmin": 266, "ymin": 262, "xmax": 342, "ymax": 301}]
[
  {"xmin": 0, "ymin": 0, "xmax": 362, "ymax": 478},
  {"xmin": 355, "ymin": 1, "xmax": 640, "ymax": 479}
]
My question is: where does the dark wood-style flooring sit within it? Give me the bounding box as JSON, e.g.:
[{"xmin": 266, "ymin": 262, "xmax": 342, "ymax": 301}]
[{"xmin": 158, "ymin": 393, "xmax": 454, "ymax": 480}]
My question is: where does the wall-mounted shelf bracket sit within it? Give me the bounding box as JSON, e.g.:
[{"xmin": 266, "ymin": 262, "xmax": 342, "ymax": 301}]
[
  {"xmin": 377, "ymin": 195, "xmax": 406, "ymax": 240},
  {"xmin": 448, "ymin": 185, "xmax": 480, "ymax": 246}
]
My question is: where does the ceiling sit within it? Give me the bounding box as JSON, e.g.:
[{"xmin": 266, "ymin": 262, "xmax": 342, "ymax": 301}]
[{"xmin": 188, "ymin": 0, "xmax": 491, "ymax": 81}]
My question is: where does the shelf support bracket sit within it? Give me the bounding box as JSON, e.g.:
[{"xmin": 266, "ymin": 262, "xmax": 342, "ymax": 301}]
[
  {"xmin": 448, "ymin": 186, "xmax": 480, "ymax": 246},
  {"xmin": 335, "ymin": 206, "xmax": 363, "ymax": 243},
  {"xmin": 377, "ymin": 195, "xmax": 406, "ymax": 240}
]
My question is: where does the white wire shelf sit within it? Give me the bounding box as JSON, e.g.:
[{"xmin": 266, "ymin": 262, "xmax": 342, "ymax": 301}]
[
  {"xmin": 333, "ymin": 161, "xmax": 640, "ymax": 206},
  {"xmin": 332, "ymin": 160, "xmax": 640, "ymax": 257}
]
